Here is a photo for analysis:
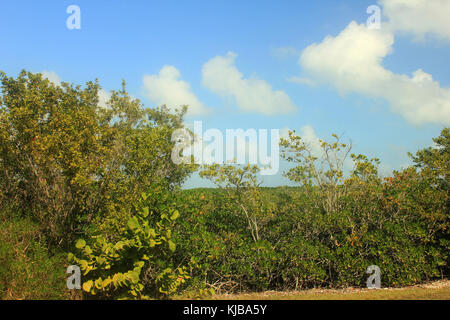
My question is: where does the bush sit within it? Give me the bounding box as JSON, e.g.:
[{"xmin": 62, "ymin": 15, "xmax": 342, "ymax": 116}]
[
  {"xmin": 0, "ymin": 71, "xmax": 195, "ymax": 247},
  {"xmin": 0, "ymin": 208, "xmax": 69, "ymax": 299},
  {"xmin": 69, "ymin": 188, "xmax": 193, "ymax": 300}
]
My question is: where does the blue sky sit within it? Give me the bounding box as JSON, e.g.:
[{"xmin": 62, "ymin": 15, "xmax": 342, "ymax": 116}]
[{"xmin": 1, "ymin": 0, "xmax": 449, "ymax": 188}]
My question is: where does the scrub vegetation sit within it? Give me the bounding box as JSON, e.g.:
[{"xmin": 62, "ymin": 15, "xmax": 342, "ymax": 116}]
[{"xmin": 0, "ymin": 71, "xmax": 448, "ymax": 299}]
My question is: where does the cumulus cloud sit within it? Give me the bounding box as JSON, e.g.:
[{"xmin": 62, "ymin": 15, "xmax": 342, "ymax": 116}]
[
  {"xmin": 42, "ymin": 70, "xmax": 62, "ymax": 86},
  {"xmin": 298, "ymin": 21, "xmax": 450, "ymax": 125},
  {"xmin": 142, "ymin": 65, "xmax": 209, "ymax": 116},
  {"xmin": 281, "ymin": 125, "xmax": 323, "ymax": 156},
  {"xmin": 202, "ymin": 52, "xmax": 297, "ymax": 115},
  {"xmin": 280, "ymin": 125, "xmax": 354, "ymax": 174},
  {"xmin": 97, "ymin": 89, "xmax": 111, "ymax": 109},
  {"xmin": 41, "ymin": 70, "xmax": 113, "ymax": 109},
  {"xmin": 380, "ymin": 0, "xmax": 450, "ymax": 41}
]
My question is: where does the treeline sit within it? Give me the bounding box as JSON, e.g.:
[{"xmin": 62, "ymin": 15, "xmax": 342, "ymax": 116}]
[{"xmin": 0, "ymin": 71, "xmax": 448, "ymax": 299}]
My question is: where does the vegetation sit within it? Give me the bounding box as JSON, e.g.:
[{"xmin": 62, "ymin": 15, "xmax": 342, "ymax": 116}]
[
  {"xmin": 209, "ymin": 280, "xmax": 450, "ymax": 300},
  {"xmin": 0, "ymin": 71, "xmax": 448, "ymax": 299},
  {"xmin": 0, "ymin": 207, "xmax": 69, "ymax": 299}
]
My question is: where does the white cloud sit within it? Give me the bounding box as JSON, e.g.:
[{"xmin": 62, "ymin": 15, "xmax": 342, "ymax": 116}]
[
  {"xmin": 41, "ymin": 70, "xmax": 113, "ymax": 109},
  {"xmin": 298, "ymin": 21, "xmax": 450, "ymax": 125},
  {"xmin": 279, "ymin": 125, "xmax": 322, "ymax": 156},
  {"xmin": 42, "ymin": 70, "xmax": 62, "ymax": 86},
  {"xmin": 142, "ymin": 65, "xmax": 209, "ymax": 116},
  {"xmin": 279, "ymin": 127, "xmax": 291, "ymax": 140},
  {"xmin": 380, "ymin": 0, "xmax": 450, "ymax": 41},
  {"xmin": 98, "ymin": 89, "xmax": 111, "ymax": 109},
  {"xmin": 202, "ymin": 52, "xmax": 297, "ymax": 115},
  {"xmin": 281, "ymin": 125, "xmax": 356, "ymax": 174},
  {"xmin": 299, "ymin": 125, "xmax": 323, "ymax": 156}
]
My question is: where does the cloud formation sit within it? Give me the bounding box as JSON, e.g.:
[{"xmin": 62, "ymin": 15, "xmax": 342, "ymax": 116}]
[
  {"xmin": 42, "ymin": 70, "xmax": 62, "ymax": 86},
  {"xmin": 298, "ymin": 22, "xmax": 450, "ymax": 125},
  {"xmin": 202, "ymin": 52, "xmax": 297, "ymax": 115},
  {"xmin": 143, "ymin": 65, "xmax": 209, "ymax": 116},
  {"xmin": 380, "ymin": 0, "xmax": 450, "ymax": 41},
  {"xmin": 42, "ymin": 70, "xmax": 111, "ymax": 109}
]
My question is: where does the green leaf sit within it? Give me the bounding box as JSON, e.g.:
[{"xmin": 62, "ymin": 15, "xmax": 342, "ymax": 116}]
[
  {"xmin": 170, "ymin": 210, "xmax": 180, "ymax": 221},
  {"xmin": 82, "ymin": 280, "xmax": 93, "ymax": 292},
  {"xmin": 129, "ymin": 270, "xmax": 140, "ymax": 283},
  {"xmin": 127, "ymin": 217, "xmax": 139, "ymax": 230},
  {"xmin": 114, "ymin": 241, "xmax": 125, "ymax": 250},
  {"xmin": 168, "ymin": 240, "xmax": 176, "ymax": 252},
  {"xmin": 84, "ymin": 245, "xmax": 92, "ymax": 255},
  {"xmin": 79, "ymin": 259, "xmax": 88, "ymax": 270},
  {"xmin": 75, "ymin": 239, "xmax": 86, "ymax": 249},
  {"xmin": 67, "ymin": 252, "xmax": 74, "ymax": 262},
  {"xmin": 95, "ymin": 278, "xmax": 103, "ymax": 289},
  {"xmin": 142, "ymin": 206, "xmax": 149, "ymax": 217}
]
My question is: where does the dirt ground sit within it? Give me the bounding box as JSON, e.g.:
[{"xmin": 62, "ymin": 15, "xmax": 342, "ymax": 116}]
[{"xmin": 208, "ymin": 279, "xmax": 450, "ymax": 300}]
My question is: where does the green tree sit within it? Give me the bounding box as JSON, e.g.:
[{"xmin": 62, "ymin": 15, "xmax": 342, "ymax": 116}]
[{"xmin": 0, "ymin": 70, "xmax": 195, "ymax": 246}]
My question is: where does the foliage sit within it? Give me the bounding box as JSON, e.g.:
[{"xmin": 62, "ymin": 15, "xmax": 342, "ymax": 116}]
[
  {"xmin": 200, "ymin": 163, "xmax": 271, "ymax": 243},
  {"xmin": 0, "ymin": 70, "xmax": 447, "ymax": 298},
  {"xmin": 172, "ymin": 131, "xmax": 448, "ymax": 292},
  {"xmin": 280, "ymin": 131, "xmax": 352, "ymax": 215},
  {"xmin": 69, "ymin": 189, "xmax": 192, "ymax": 299},
  {"xmin": 0, "ymin": 70, "xmax": 195, "ymax": 246},
  {"xmin": 0, "ymin": 207, "xmax": 69, "ymax": 299}
]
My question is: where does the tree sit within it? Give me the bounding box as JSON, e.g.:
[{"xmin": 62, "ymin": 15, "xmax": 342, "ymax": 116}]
[
  {"xmin": 200, "ymin": 163, "xmax": 267, "ymax": 243},
  {"xmin": 280, "ymin": 131, "xmax": 353, "ymax": 215},
  {"xmin": 0, "ymin": 70, "xmax": 196, "ymax": 246}
]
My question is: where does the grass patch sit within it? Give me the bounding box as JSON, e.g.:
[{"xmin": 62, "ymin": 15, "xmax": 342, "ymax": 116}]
[{"xmin": 206, "ymin": 280, "xmax": 450, "ymax": 300}]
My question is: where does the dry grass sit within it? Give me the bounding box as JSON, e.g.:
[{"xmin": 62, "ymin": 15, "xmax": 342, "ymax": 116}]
[{"xmin": 206, "ymin": 280, "xmax": 450, "ymax": 300}]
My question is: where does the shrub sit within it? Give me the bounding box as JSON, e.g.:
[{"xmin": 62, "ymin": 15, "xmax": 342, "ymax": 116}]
[
  {"xmin": 69, "ymin": 189, "xmax": 193, "ymax": 299},
  {"xmin": 0, "ymin": 208, "xmax": 69, "ymax": 299}
]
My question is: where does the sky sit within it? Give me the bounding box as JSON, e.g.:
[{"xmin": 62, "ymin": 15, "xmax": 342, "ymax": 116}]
[{"xmin": 1, "ymin": 0, "xmax": 449, "ymax": 188}]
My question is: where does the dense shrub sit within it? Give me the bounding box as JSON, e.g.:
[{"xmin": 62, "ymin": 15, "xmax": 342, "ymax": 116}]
[
  {"xmin": 70, "ymin": 187, "xmax": 193, "ymax": 299},
  {"xmin": 0, "ymin": 208, "xmax": 69, "ymax": 299},
  {"xmin": 169, "ymin": 129, "xmax": 448, "ymax": 293},
  {"xmin": 0, "ymin": 70, "xmax": 447, "ymax": 298},
  {"xmin": 0, "ymin": 71, "xmax": 195, "ymax": 247}
]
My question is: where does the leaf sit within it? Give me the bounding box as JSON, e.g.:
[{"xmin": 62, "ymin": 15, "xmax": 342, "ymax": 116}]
[
  {"xmin": 127, "ymin": 217, "xmax": 139, "ymax": 230},
  {"xmin": 84, "ymin": 245, "xmax": 92, "ymax": 255},
  {"xmin": 67, "ymin": 252, "xmax": 74, "ymax": 262},
  {"xmin": 95, "ymin": 278, "xmax": 103, "ymax": 289},
  {"xmin": 168, "ymin": 240, "xmax": 176, "ymax": 252},
  {"xmin": 129, "ymin": 270, "xmax": 140, "ymax": 283},
  {"xmin": 114, "ymin": 241, "xmax": 125, "ymax": 250},
  {"xmin": 82, "ymin": 280, "xmax": 93, "ymax": 292},
  {"xmin": 142, "ymin": 206, "xmax": 149, "ymax": 217},
  {"xmin": 170, "ymin": 210, "xmax": 180, "ymax": 221},
  {"xmin": 79, "ymin": 259, "xmax": 88, "ymax": 270},
  {"xmin": 102, "ymin": 277, "xmax": 112, "ymax": 289},
  {"xmin": 75, "ymin": 239, "xmax": 86, "ymax": 249}
]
